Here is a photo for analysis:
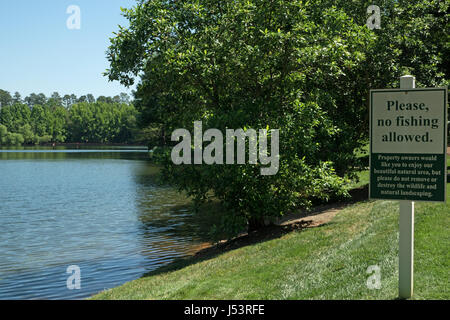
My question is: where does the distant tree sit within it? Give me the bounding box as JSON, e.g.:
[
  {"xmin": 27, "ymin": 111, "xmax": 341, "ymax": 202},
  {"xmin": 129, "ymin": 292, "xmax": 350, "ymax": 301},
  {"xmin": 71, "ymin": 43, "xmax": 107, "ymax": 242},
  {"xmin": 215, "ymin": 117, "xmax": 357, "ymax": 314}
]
[
  {"xmin": 119, "ymin": 92, "xmax": 130, "ymax": 104},
  {"xmin": 24, "ymin": 94, "xmax": 35, "ymax": 107},
  {"xmin": 0, "ymin": 103, "xmax": 31, "ymax": 132},
  {"xmin": 51, "ymin": 106, "xmax": 68, "ymax": 142},
  {"xmin": 77, "ymin": 95, "xmax": 87, "ymax": 103},
  {"xmin": 70, "ymin": 94, "xmax": 77, "ymax": 104},
  {"xmin": 62, "ymin": 94, "xmax": 77, "ymax": 108},
  {"xmin": 36, "ymin": 93, "xmax": 47, "ymax": 106},
  {"xmin": 47, "ymin": 92, "xmax": 63, "ymax": 107},
  {"xmin": 25, "ymin": 93, "xmax": 47, "ymax": 108},
  {"xmin": 18, "ymin": 124, "xmax": 37, "ymax": 144},
  {"xmin": 0, "ymin": 124, "xmax": 24, "ymax": 146},
  {"xmin": 0, "ymin": 105, "xmax": 14, "ymax": 130},
  {"xmin": 0, "ymin": 89, "xmax": 12, "ymax": 108},
  {"xmin": 30, "ymin": 104, "xmax": 51, "ymax": 136},
  {"xmin": 97, "ymin": 96, "xmax": 113, "ymax": 104},
  {"xmin": 1, "ymin": 90, "xmax": 136, "ymax": 145},
  {"xmin": 113, "ymin": 95, "xmax": 121, "ymax": 103},
  {"xmin": 86, "ymin": 94, "xmax": 96, "ymax": 103},
  {"xmin": 12, "ymin": 92, "xmax": 22, "ymax": 105},
  {"xmin": 62, "ymin": 94, "xmax": 72, "ymax": 108},
  {"xmin": 0, "ymin": 124, "xmax": 8, "ymax": 145},
  {"xmin": 6, "ymin": 132, "xmax": 24, "ymax": 146},
  {"xmin": 68, "ymin": 102, "xmax": 137, "ymax": 143}
]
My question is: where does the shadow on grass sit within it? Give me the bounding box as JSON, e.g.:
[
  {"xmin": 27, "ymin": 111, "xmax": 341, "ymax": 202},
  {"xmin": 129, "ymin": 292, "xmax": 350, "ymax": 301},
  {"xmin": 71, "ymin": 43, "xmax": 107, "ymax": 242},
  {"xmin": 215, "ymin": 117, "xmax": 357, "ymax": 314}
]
[
  {"xmin": 141, "ymin": 184, "xmax": 369, "ymax": 279},
  {"xmin": 142, "ymin": 219, "xmax": 313, "ymax": 279}
]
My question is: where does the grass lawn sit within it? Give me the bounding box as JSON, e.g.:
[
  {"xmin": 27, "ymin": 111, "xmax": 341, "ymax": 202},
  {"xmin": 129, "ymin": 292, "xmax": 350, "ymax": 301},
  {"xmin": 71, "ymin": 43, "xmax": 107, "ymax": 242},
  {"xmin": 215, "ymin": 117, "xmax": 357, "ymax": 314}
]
[{"xmin": 92, "ymin": 178, "xmax": 449, "ymax": 300}]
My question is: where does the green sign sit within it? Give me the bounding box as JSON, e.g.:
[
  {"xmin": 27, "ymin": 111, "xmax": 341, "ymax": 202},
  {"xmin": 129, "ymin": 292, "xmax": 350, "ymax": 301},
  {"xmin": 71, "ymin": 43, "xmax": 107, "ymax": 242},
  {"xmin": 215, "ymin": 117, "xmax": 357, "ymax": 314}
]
[{"xmin": 370, "ymin": 88, "xmax": 448, "ymax": 202}]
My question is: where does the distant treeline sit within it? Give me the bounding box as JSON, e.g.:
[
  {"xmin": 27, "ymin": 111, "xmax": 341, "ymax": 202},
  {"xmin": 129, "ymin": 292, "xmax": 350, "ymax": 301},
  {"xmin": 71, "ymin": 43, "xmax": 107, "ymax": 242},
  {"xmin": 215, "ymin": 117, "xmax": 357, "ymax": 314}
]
[{"xmin": 0, "ymin": 90, "xmax": 139, "ymax": 145}]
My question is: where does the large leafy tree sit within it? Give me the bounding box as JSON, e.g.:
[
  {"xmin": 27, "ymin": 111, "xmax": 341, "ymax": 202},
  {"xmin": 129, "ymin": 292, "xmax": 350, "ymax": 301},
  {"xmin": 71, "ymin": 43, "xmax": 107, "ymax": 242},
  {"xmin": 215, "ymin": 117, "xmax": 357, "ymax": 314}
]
[
  {"xmin": 335, "ymin": 0, "xmax": 448, "ymax": 86},
  {"xmin": 104, "ymin": 0, "xmax": 372, "ymax": 233},
  {"xmin": 104, "ymin": 0, "xmax": 448, "ymax": 235}
]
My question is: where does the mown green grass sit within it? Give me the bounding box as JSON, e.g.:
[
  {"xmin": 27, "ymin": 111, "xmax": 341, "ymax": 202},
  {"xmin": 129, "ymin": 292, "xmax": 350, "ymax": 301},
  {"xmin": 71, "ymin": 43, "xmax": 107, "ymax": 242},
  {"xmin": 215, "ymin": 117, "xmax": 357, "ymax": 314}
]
[{"xmin": 92, "ymin": 180, "xmax": 449, "ymax": 300}]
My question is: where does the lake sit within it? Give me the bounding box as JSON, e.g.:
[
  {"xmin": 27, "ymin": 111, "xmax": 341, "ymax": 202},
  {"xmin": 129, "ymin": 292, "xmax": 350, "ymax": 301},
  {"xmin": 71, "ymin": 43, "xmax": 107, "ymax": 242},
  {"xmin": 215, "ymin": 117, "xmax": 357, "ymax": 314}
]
[{"xmin": 0, "ymin": 147, "xmax": 208, "ymax": 299}]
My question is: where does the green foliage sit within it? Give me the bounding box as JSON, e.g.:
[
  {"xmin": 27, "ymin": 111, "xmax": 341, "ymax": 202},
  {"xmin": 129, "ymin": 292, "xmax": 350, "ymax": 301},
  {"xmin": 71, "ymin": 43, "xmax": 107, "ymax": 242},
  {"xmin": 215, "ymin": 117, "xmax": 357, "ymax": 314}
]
[
  {"xmin": 51, "ymin": 106, "xmax": 69, "ymax": 142},
  {"xmin": 0, "ymin": 103, "xmax": 31, "ymax": 132},
  {"xmin": 0, "ymin": 97, "xmax": 138, "ymax": 145},
  {"xmin": 30, "ymin": 105, "xmax": 51, "ymax": 137},
  {"xmin": 0, "ymin": 89, "xmax": 12, "ymax": 107},
  {"xmin": 24, "ymin": 93, "xmax": 47, "ymax": 108},
  {"xmin": 5, "ymin": 132, "xmax": 25, "ymax": 146},
  {"xmin": 36, "ymin": 135, "xmax": 53, "ymax": 144},
  {"xmin": 134, "ymin": 125, "xmax": 166, "ymax": 147},
  {"xmin": 105, "ymin": 0, "xmax": 448, "ymax": 235},
  {"xmin": 68, "ymin": 102, "xmax": 137, "ymax": 143},
  {"xmin": 106, "ymin": 0, "xmax": 375, "ymax": 235},
  {"xmin": 0, "ymin": 124, "xmax": 8, "ymax": 145},
  {"xmin": 18, "ymin": 124, "xmax": 37, "ymax": 144}
]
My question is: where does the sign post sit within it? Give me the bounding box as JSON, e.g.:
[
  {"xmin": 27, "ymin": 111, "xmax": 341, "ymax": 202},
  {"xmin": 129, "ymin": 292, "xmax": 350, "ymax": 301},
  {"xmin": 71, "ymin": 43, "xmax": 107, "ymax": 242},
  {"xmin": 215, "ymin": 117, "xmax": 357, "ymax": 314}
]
[
  {"xmin": 399, "ymin": 75, "xmax": 415, "ymax": 299},
  {"xmin": 369, "ymin": 75, "xmax": 447, "ymax": 299}
]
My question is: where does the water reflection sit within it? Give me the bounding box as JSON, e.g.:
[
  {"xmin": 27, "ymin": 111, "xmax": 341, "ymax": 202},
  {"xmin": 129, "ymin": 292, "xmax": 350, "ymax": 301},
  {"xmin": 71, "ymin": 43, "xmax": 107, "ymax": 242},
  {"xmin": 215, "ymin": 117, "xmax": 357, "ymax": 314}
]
[
  {"xmin": 132, "ymin": 164, "xmax": 214, "ymax": 268},
  {"xmin": 0, "ymin": 149, "xmax": 149, "ymax": 161},
  {"xmin": 0, "ymin": 147, "xmax": 209, "ymax": 299}
]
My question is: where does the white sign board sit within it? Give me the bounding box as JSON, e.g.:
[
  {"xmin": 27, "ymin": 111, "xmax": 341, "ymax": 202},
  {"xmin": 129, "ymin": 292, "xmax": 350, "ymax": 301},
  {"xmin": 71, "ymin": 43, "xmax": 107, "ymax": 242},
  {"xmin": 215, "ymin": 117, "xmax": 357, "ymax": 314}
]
[{"xmin": 370, "ymin": 88, "xmax": 447, "ymax": 202}]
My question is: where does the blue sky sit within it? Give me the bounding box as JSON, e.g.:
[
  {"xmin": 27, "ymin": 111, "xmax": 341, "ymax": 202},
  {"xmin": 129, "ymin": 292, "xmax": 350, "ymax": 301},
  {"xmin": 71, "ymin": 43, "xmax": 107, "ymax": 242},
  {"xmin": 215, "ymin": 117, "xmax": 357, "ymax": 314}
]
[{"xmin": 0, "ymin": 0, "xmax": 137, "ymax": 99}]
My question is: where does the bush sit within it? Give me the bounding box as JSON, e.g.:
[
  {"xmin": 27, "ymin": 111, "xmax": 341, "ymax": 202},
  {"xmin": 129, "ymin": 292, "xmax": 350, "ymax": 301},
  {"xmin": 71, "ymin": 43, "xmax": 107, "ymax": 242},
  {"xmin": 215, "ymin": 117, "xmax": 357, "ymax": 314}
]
[
  {"xmin": 37, "ymin": 135, "xmax": 53, "ymax": 144},
  {"xmin": 6, "ymin": 132, "xmax": 24, "ymax": 146},
  {"xmin": 18, "ymin": 124, "xmax": 37, "ymax": 144},
  {"xmin": 0, "ymin": 124, "xmax": 8, "ymax": 145}
]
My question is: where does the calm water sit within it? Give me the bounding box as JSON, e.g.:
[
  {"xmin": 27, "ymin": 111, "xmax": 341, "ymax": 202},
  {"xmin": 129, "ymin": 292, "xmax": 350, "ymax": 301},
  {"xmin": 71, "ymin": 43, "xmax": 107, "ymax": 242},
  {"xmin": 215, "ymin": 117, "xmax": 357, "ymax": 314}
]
[{"xmin": 0, "ymin": 147, "xmax": 207, "ymax": 299}]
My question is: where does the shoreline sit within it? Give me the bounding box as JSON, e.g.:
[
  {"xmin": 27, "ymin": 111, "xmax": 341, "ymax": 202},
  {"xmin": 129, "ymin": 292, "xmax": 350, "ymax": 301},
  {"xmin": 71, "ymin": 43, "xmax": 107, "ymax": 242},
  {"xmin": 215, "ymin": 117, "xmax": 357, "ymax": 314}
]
[
  {"xmin": 0, "ymin": 143, "xmax": 149, "ymax": 149},
  {"xmin": 90, "ymin": 181, "xmax": 449, "ymax": 300},
  {"xmin": 188, "ymin": 185, "xmax": 369, "ymax": 260}
]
